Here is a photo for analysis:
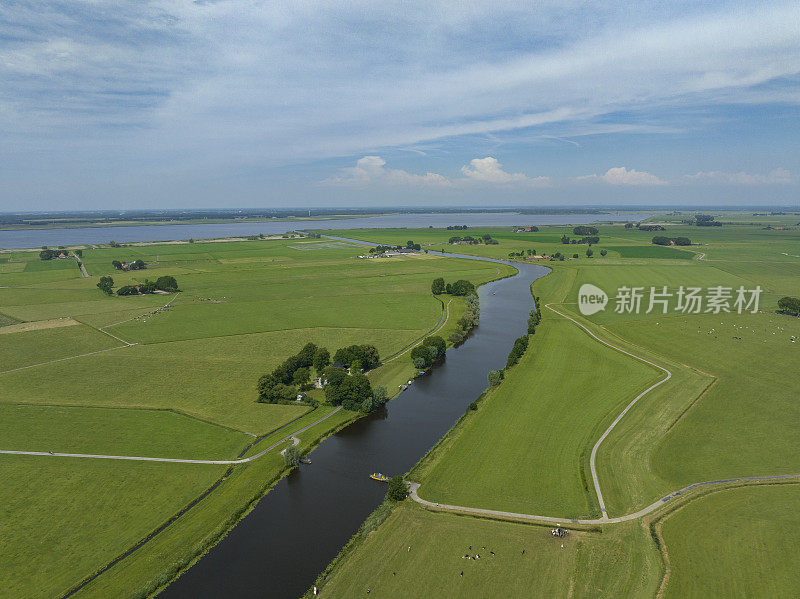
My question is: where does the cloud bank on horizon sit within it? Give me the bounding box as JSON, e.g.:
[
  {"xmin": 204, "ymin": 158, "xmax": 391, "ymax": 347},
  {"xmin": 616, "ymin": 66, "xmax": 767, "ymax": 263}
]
[{"xmin": 1, "ymin": 1, "xmax": 798, "ymax": 209}]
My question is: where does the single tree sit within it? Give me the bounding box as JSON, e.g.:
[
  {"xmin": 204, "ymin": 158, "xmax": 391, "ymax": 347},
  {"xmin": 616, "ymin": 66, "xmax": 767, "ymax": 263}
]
[
  {"xmin": 600, "ymin": 249, "xmax": 607, "ymax": 257},
  {"xmin": 283, "ymin": 444, "xmax": 300, "ymax": 467},
  {"xmin": 586, "ymin": 248, "xmax": 594, "ymax": 258},
  {"xmin": 431, "ymin": 277, "xmax": 445, "ymax": 295},
  {"xmin": 487, "ymin": 370, "xmax": 504, "ymax": 386},
  {"xmin": 386, "ymin": 475, "xmax": 408, "ymax": 501}
]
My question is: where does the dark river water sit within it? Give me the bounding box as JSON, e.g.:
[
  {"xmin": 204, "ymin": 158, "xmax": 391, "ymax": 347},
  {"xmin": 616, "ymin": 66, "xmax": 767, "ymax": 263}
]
[
  {"xmin": 0, "ymin": 212, "xmax": 649, "ymax": 248},
  {"xmin": 159, "ymin": 248, "xmax": 549, "ymax": 599}
]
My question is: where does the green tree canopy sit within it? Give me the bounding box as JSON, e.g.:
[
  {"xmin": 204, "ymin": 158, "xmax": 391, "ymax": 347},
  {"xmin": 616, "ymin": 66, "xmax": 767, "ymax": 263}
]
[
  {"xmin": 431, "ymin": 277, "xmax": 445, "ymax": 295},
  {"xmin": 386, "ymin": 475, "xmax": 408, "ymax": 501}
]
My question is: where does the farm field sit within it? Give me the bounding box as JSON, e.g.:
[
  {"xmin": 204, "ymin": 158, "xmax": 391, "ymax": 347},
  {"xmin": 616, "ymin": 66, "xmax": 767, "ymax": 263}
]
[
  {"xmin": 0, "ymin": 456, "xmax": 226, "ymax": 599},
  {"xmin": 313, "ymin": 502, "xmax": 660, "ymax": 598},
  {"xmin": 314, "ymin": 217, "xmax": 800, "ymax": 597},
  {"xmin": 658, "ymin": 483, "xmax": 800, "ymax": 598},
  {"xmin": 417, "ymin": 316, "xmax": 659, "ymax": 518},
  {"xmin": 0, "ymin": 235, "xmax": 513, "ymax": 598}
]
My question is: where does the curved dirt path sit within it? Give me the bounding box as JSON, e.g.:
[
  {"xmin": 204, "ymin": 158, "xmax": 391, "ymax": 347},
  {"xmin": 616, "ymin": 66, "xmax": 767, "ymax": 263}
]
[
  {"xmin": 409, "ymin": 301, "xmax": 798, "ymax": 525},
  {"xmin": 544, "ymin": 303, "xmax": 672, "ymax": 519},
  {"xmin": 0, "ymin": 407, "xmax": 341, "ymax": 465}
]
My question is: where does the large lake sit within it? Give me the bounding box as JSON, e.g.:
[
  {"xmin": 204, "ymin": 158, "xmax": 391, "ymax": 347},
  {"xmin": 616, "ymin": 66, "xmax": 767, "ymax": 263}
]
[{"xmin": 1, "ymin": 212, "xmax": 650, "ymax": 249}]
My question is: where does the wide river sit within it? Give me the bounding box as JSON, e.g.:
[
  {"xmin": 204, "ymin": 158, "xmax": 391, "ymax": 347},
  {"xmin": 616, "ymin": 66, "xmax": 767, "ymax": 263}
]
[
  {"xmin": 0, "ymin": 211, "xmax": 650, "ymax": 248},
  {"xmin": 159, "ymin": 245, "xmax": 550, "ymax": 599}
]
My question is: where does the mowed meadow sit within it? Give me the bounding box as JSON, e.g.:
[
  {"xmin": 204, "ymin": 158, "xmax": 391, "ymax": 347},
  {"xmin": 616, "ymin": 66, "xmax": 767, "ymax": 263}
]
[
  {"xmin": 0, "ymin": 236, "xmax": 514, "ymax": 598},
  {"xmin": 316, "ymin": 217, "xmax": 800, "ymax": 597}
]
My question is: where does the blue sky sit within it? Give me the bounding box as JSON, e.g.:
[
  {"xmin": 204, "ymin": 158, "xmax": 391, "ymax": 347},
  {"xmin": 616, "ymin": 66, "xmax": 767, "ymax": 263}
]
[{"xmin": 1, "ymin": 1, "xmax": 798, "ymax": 210}]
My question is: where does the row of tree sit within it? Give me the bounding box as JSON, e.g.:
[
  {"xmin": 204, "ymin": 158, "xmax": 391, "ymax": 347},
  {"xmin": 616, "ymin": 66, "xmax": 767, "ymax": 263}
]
[
  {"xmin": 777, "ymin": 296, "xmax": 800, "ymax": 316},
  {"xmin": 431, "ymin": 278, "xmax": 476, "ymax": 296},
  {"xmin": 487, "ymin": 302, "xmax": 542, "ymax": 387},
  {"xmin": 652, "ymin": 236, "xmax": 692, "ymax": 246},
  {"xmin": 505, "ymin": 335, "xmax": 530, "ymax": 368},
  {"xmin": 446, "ymin": 225, "xmax": 469, "ymax": 230},
  {"xmin": 112, "ymin": 259, "xmax": 146, "ymax": 270},
  {"xmin": 561, "ymin": 235, "xmax": 600, "ymax": 245},
  {"xmin": 410, "ymin": 335, "xmax": 446, "ymax": 369},
  {"xmin": 631, "ymin": 224, "xmax": 666, "ymax": 231},
  {"xmin": 694, "ymin": 214, "xmax": 722, "ymax": 227},
  {"xmin": 115, "ymin": 275, "xmax": 179, "ymax": 296},
  {"xmin": 573, "ymin": 226, "xmax": 599, "ymax": 236},
  {"xmin": 39, "ymin": 248, "xmax": 66, "ymax": 260},
  {"xmin": 448, "ymin": 234, "xmax": 498, "ymax": 245},
  {"xmin": 449, "ymin": 291, "xmax": 480, "ymax": 345}
]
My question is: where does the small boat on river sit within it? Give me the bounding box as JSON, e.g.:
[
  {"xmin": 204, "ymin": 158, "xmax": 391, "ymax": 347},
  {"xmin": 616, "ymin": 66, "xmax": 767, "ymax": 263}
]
[{"xmin": 370, "ymin": 473, "xmax": 389, "ymax": 482}]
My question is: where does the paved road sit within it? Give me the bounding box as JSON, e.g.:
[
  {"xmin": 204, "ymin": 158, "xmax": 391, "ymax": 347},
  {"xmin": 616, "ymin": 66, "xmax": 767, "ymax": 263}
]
[
  {"xmin": 409, "ymin": 473, "xmax": 800, "ymax": 525},
  {"xmin": 0, "ymin": 407, "xmax": 342, "ymax": 465},
  {"xmin": 72, "ymin": 255, "xmax": 89, "ymax": 277}
]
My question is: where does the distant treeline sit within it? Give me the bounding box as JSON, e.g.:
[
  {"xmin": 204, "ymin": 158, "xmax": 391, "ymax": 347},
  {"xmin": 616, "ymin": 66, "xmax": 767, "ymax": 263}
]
[{"xmin": 652, "ymin": 236, "xmax": 692, "ymax": 246}]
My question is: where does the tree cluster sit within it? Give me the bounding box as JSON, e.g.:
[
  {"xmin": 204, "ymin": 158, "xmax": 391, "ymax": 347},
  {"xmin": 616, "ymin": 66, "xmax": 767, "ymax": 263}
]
[
  {"xmin": 695, "ymin": 214, "xmax": 722, "ymax": 227},
  {"xmin": 97, "ymin": 276, "xmax": 114, "ymax": 295},
  {"xmin": 39, "ymin": 249, "xmax": 63, "ymax": 260},
  {"xmin": 112, "ymin": 259, "xmax": 146, "ymax": 270},
  {"xmin": 637, "ymin": 224, "xmax": 666, "ymax": 231},
  {"xmin": 116, "ymin": 275, "xmax": 180, "ymax": 296},
  {"xmin": 446, "ymin": 225, "xmax": 469, "ymax": 230},
  {"xmin": 333, "ymin": 344, "xmax": 380, "ymax": 371},
  {"xmin": 449, "ymin": 292, "xmax": 479, "ymax": 344},
  {"xmin": 573, "ymin": 226, "xmax": 599, "ymax": 236},
  {"xmin": 258, "ymin": 342, "xmax": 331, "ymax": 403},
  {"xmin": 505, "ymin": 335, "xmax": 530, "ymax": 368},
  {"xmin": 652, "ymin": 236, "xmax": 691, "ymax": 246},
  {"xmin": 777, "ymin": 296, "xmax": 800, "ymax": 316},
  {"xmin": 410, "ymin": 335, "xmax": 446, "ymax": 369},
  {"xmin": 386, "ymin": 475, "xmax": 408, "ymax": 501}
]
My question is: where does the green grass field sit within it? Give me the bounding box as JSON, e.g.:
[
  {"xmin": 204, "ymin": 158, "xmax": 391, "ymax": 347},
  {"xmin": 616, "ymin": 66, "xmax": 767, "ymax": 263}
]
[
  {"xmin": 314, "ymin": 218, "xmax": 800, "ymax": 597},
  {"xmin": 0, "ymin": 456, "xmax": 226, "ymax": 599},
  {"xmin": 418, "ymin": 316, "xmax": 659, "ymax": 518},
  {"xmin": 315, "ymin": 502, "xmax": 660, "ymax": 598},
  {"xmin": 659, "ymin": 483, "xmax": 800, "ymax": 598},
  {"xmin": 0, "ymin": 235, "xmax": 512, "ymax": 597}
]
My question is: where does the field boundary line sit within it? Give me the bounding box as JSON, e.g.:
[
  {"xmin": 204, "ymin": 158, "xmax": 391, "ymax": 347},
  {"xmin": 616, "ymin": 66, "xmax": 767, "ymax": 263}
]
[
  {"xmin": 0, "ymin": 407, "xmax": 342, "ymax": 465},
  {"xmin": 0, "ymin": 343, "xmax": 137, "ymax": 375}
]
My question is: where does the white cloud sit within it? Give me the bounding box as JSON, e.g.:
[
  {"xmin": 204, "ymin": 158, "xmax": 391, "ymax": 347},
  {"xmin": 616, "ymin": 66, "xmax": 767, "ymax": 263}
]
[
  {"xmin": 577, "ymin": 166, "xmax": 667, "ymax": 186},
  {"xmin": 322, "ymin": 156, "xmax": 451, "ymax": 187},
  {"xmin": 684, "ymin": 168, "xmax": 792, "ymax": 185},
  {"xmin": 460, "ymin": 157, "xmax": 549, "ymax": 186}
]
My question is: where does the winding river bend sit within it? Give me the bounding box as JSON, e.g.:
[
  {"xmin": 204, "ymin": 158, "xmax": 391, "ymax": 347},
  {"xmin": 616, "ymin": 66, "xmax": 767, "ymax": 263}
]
[{"xmin": 160, "ymin": 252, "xmax": 549, "ymax": 599}]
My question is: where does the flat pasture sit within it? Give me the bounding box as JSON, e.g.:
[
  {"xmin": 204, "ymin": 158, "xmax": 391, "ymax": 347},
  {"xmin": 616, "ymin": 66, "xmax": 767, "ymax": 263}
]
[
  {"xmin": 659, "ymin": 484, "xmax": 800, "ymax": 598},
  {"xmin": 316, "ymin": 503, "xmax": 660, "ymax": 598}
]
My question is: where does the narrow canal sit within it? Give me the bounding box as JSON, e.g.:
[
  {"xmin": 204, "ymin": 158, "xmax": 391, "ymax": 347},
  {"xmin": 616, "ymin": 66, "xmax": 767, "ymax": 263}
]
[{"xmin": 160, "ymin": 252, "xmax": 549, "ymax": 599}]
